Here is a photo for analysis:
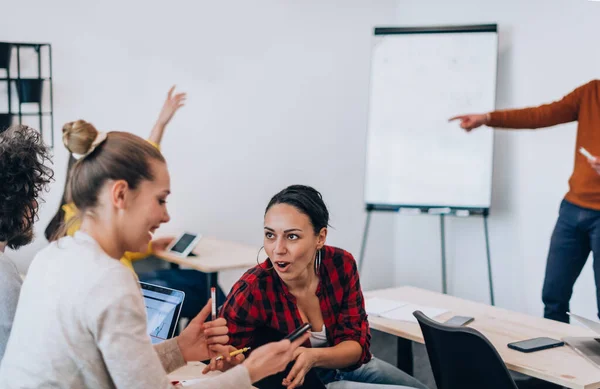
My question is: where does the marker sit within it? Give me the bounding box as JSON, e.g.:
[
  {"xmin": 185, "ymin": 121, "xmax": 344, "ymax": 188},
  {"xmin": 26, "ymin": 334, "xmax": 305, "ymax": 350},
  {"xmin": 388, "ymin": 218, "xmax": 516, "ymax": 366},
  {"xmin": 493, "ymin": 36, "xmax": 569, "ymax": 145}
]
[
  {"xmin": 399, "ymin": 208, "xmax": 422, "ymax": 215},
  {"xmin": 428, "ymin": 207, "xmax": 451, "ymax": 215},
  {"xmin": 171, "ymin": 378, "xmax": 205, "ymax": 387},
  {"xmin": 215, "ymin": 347, "xmax": 251, "ymax": 361},
  {"xmin": 211, "ymin": 287, "xmax": 217, "ymax": 321},
  {"xmin": 579, "ymin": 147, "xmax": 596, "ymax": 161}
]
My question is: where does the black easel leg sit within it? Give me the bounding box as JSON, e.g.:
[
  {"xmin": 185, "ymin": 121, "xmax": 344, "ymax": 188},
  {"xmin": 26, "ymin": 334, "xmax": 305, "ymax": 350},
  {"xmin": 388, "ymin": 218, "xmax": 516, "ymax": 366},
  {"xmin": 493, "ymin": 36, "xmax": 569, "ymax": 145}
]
[
  {"xmin": 440, "ymin": 214, "xmax": 447, "ymax": 294},
  {"xmin": 358, "ymin": 210, "xmax": 372, "ymax": 274},
  {"xmin": 483, "ymin": 213, "xmax": 495, "ymax": 306}
]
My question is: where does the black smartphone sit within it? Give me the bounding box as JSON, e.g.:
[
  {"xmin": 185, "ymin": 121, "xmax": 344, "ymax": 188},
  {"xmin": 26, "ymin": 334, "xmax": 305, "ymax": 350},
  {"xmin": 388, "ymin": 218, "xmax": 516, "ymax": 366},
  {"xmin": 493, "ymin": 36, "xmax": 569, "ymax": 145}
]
[
  {"xmin": 507, "ymin": 337, "xmax": 564, "ymax": 353},
  {"xmin": 285, "ymin": 323, "xmax": 312, "ymax": 342},
  {"xmin": 445, "ymin": 316, "xmax": 474, "ymax": 326}
]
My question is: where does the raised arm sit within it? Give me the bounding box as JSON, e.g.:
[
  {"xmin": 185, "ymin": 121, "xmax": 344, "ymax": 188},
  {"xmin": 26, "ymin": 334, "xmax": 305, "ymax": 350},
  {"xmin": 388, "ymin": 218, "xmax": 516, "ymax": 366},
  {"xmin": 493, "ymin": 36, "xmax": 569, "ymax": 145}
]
[
  {"xmin": 449, "ymin": 80, "xmax": 594, "ymax": 131},
  {"xmin": 148, "ymin": 86, "xmax": 186, "ymax": 146}
]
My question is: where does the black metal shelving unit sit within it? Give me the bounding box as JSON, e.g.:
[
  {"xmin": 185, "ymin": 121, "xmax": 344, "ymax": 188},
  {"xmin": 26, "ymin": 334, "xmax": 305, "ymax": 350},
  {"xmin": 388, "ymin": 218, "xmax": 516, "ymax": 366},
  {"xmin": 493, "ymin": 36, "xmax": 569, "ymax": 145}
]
[{"xmin": 0, "ymin": 41, "xmax": 54, "ymax": 147}]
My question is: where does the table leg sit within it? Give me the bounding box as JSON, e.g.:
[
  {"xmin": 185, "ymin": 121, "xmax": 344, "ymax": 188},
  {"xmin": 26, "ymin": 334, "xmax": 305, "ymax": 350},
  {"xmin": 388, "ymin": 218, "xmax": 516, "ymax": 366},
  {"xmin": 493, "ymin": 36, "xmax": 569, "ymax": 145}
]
[{"xmin": 397, "ymin": 337, "xmax": 413, "ymax": 376}]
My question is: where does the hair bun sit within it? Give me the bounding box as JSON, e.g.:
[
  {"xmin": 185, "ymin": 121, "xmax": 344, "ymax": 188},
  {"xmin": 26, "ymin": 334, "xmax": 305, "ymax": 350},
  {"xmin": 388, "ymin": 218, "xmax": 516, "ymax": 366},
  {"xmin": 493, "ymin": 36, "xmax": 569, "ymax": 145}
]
[{"xmin": 62, "ymin": 120, "xmax": 98, "ymax": 155}]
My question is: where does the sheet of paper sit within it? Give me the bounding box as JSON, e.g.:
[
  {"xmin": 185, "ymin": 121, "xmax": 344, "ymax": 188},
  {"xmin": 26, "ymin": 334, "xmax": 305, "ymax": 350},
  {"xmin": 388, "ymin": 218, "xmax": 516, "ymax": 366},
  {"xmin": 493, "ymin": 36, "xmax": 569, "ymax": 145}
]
[
  {"xmin": 381, "ymin": 303, "xmax": 448, "ymax": 323},
  {"xmin": 365, "ymin": 297, "xmax": 408, "ymax": 316}
]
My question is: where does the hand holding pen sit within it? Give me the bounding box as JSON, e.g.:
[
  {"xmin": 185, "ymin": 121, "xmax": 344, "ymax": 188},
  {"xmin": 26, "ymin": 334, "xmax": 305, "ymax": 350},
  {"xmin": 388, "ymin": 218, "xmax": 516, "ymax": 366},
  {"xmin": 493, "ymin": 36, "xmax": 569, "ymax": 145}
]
[{"xmin": 175, "ymin": 299, "xmax": 230, "ymax": 363}]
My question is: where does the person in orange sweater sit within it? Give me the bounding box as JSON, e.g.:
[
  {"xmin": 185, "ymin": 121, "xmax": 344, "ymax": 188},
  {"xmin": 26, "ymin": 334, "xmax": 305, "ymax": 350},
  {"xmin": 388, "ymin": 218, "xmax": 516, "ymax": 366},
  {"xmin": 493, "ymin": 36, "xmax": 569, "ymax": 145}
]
[{"xmin": 450, "ymin": 79, "xmax": 600, "ymax": 323}]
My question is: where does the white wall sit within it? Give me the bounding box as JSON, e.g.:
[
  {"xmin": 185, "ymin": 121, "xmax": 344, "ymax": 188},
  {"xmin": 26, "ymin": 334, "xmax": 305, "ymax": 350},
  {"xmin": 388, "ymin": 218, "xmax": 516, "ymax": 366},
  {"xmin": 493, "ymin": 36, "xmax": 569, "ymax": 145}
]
[
  {"xmin": 393, "ymin": 0, "xmax": 600, "ymax": 318},
  {"xmin": 5, "ymin": 0, "xmax": 598, "ymax": 320},
  {"xmin": 1, "ymin": 0, "xmax": 400, "ymax": 291}
]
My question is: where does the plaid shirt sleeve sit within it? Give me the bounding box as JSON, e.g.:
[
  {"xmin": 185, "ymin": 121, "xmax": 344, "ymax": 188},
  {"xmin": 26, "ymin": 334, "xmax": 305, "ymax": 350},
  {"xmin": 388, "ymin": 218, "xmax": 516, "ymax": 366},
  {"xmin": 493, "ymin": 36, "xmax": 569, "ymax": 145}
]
[
  {"xmin": 331, "ymin": 251, "xmax": 371, "ymax": 369},
  {"xmin": 219, "ymin": 279, "xmax": 263, "ymax": 349}
]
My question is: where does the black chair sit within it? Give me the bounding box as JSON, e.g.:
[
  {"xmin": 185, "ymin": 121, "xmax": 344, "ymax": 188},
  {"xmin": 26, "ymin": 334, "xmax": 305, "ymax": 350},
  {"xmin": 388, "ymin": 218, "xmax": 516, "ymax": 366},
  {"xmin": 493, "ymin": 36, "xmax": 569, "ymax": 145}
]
[{"xmin": 413, "ymin": 310, "xmax": 518, "ymax": 389}]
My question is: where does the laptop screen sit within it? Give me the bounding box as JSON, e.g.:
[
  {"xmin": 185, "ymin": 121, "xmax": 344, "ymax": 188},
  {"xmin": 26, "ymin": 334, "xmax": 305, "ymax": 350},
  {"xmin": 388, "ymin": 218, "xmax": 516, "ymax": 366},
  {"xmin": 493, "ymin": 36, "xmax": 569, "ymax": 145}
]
[
  {"xmin": 139, "ymin": 282, "xmax": 185, "ymax": 344},
  {"xmin": 568, "ymin": 312, "xmax": 600, "ymax": 336}
]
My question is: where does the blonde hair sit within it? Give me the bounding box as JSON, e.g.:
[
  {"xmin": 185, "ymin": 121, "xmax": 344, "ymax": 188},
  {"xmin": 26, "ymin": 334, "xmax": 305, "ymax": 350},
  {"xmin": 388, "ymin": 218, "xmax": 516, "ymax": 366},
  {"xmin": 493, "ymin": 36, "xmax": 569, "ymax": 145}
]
[
  {"xmin": 64, "ymin": 127, "xmax": 165, "ymax": 212},
  {"xmin": 46, "ymin": 120, "xmax": 165, "ymax": 241},
  {"xmin": 62, "ymin": 120, "xmax": 98, "ymax": 155}
]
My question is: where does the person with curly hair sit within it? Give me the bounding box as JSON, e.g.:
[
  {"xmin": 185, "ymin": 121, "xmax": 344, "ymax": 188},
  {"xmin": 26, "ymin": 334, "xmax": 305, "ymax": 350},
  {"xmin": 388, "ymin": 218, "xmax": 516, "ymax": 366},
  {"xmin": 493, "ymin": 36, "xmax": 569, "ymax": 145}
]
[{"xmin": 0, "ymin": 125, "xmax": 53, "ymax": 361}]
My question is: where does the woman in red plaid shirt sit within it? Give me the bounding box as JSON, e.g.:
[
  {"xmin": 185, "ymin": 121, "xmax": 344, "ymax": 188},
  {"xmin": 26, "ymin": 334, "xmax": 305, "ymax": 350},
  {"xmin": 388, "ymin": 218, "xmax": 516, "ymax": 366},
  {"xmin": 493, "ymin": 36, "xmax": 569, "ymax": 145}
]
[{"xmin": 219, "ymin": 185, "xmax": 429, "ymax": 389}]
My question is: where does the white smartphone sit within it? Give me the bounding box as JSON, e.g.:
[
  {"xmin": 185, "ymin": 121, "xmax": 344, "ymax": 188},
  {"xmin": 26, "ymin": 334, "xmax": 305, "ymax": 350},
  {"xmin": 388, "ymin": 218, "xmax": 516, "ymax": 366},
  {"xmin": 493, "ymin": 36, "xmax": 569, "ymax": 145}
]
[{"xmin": 166, "ymin": 232, "xmax": 202, "ymax": 258}]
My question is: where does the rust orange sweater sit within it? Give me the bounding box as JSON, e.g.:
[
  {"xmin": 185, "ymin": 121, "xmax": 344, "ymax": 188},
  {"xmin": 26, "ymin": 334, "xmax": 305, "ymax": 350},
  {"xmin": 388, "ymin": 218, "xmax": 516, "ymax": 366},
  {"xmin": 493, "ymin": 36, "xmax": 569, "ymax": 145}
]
[{"xmin": 488, "ymin": 80, "xmax": 600, "ymax": 210}]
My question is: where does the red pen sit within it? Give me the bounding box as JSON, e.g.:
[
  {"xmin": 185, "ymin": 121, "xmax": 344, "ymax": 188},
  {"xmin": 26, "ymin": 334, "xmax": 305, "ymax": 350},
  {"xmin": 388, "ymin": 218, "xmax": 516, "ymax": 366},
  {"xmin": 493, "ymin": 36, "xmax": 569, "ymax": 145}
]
[{"xmin": 211, "ymin": 287, "xmax": 217, "ymax": 321}]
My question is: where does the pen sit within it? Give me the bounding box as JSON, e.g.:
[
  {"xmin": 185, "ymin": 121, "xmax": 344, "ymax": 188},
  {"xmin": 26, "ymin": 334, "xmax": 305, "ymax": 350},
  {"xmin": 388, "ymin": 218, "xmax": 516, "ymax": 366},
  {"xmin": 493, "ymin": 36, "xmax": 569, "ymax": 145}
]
[
  {"xmin": 211, "ymin": 287, "xmax": 216, "ymax": 321},
  {"xmin": 171, "ymin": 378, "xmax": 205, "ymax": 387},
  {"xmin": 215, "ymin": 347, "xmax": 251, "ymax": 361}
]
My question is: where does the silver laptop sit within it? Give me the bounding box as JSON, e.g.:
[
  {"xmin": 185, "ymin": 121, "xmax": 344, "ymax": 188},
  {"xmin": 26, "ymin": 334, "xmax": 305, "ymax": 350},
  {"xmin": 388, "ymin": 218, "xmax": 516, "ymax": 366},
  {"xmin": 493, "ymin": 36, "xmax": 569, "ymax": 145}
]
[
  {"xmin": 140, "ymin": 282, "xmax": 185, "ymax": 344},
  {"xmin": 564, "ymin": 312, "xmax": 600, "ymax": 369},
  {"xmin": 568, "ymin": 312, "xmax": 600, "ymax": 338}
]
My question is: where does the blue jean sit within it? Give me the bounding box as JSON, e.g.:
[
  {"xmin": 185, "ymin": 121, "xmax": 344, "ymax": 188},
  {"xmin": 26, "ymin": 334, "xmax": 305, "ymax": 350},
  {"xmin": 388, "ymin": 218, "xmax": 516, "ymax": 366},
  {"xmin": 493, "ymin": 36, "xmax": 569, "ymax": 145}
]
[
  {"xmin": 542, "ymin": 199, "xmax": 600, "ymax": 323},
  {"xmin": 317, "ymin": 357, "xmax": 429, "ymax": 389}
]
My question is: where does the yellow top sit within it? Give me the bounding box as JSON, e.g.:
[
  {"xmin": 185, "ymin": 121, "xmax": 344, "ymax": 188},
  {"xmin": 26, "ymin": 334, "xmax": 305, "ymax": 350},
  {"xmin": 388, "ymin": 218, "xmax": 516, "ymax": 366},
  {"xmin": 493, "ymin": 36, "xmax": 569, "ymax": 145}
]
[{"xmin": 61, "ymin": 140, "xmax": 160, "ymax": 271}]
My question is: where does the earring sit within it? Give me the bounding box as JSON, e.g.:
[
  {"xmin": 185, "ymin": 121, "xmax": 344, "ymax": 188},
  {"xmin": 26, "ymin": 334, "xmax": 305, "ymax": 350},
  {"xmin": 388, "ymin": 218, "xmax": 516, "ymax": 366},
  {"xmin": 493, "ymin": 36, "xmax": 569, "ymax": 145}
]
[
  {"xmin": 257, "ymin": 246, "xmax": 274, "ymax": 270},
  {"xmin": 314, "ymin": 249, "xmax": 322, "ymax": 275}
]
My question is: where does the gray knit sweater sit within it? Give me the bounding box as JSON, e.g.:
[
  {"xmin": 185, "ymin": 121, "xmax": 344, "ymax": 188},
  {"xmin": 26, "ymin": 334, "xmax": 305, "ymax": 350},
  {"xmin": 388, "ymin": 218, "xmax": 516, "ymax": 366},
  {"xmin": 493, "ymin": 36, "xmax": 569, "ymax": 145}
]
[
  {"xmin": 0, "ymin": 233, "xmax": 251, "ymax": 388},
  {"xmin": 0, "ymin": 252, "xmax": 22, "ymax": 363}
]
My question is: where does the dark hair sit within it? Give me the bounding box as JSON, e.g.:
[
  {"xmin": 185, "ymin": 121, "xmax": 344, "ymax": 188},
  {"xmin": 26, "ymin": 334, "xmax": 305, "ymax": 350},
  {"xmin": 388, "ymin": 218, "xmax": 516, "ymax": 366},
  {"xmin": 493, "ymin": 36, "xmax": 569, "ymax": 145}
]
[
  {"xmin": 265, "ymin": 185, "xmax": 329, "ymax": 234},
  {"xmin": 63, "ymin": 124, "xmax": 165, "ymax": 214},
  {"xmin": 0, "ymin": 125, "xmax": 54, "ymax": 249}
]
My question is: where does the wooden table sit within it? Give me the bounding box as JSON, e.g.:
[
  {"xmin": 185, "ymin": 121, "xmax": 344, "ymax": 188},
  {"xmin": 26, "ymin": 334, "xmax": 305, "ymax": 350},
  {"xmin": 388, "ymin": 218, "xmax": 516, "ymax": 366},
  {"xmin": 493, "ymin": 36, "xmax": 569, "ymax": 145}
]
[
  {"xmin": 168, "ymin": 361, "xmax": 257, "ymax": 388},
  {"xmin": 364, "ymin": 286, "xmax": 600, "ymax": 389},
  {"xmin": 154, "ymin": 236, "xmax": 262, "ymax": 302}
]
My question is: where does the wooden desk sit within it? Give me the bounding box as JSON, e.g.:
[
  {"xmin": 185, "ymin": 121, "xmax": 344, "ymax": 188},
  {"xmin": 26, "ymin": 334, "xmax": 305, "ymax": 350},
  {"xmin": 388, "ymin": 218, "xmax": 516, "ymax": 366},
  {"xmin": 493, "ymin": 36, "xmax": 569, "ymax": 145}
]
[
  {"xmin": 168, "ymin": 361, "xmax": 257, "ymax": 388},
  {"xmin": 365, "ymin": 286, "xmax": 600, "ymax": 389},
  {"xmin": 154, "ymin": 236, "xmax": 262, "ymax": 302}
]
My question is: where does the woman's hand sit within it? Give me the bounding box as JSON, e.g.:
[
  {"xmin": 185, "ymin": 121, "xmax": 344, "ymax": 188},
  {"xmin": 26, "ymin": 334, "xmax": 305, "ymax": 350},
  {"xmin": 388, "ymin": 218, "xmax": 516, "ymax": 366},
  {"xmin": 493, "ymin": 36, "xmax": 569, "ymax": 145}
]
[
  {"xmin": 157, "ymin": 86, "xmax": 186, "ymax": 127},
  {"xmin": 148, "ymin": 86, "xmax": 186, "ymax": 145},
  {"xmin": 176, "ymin": 299, "xmax": 230, "ymax": 362},
  {"xmin": 201, "ymin": 345, "xmax": 245, "ymax": 374},
  {"xmin": 282, "ymin": 347, "xmax": 319, "ymax": 389},
  {"xmin": 242, "ymin": 333, "xmax": 310, "ymax": 383}
]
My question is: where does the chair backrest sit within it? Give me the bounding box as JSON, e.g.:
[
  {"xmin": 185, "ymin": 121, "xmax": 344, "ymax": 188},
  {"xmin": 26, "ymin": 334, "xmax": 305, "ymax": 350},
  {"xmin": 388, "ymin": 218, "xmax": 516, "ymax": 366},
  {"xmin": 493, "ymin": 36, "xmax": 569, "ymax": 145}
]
[{"xmin": 413, "ymin": 310, "xmax": 518, "ymax": 389}]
